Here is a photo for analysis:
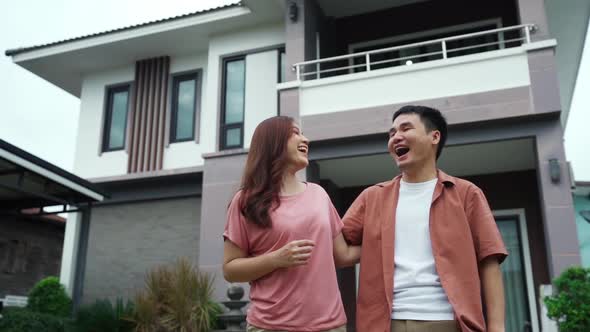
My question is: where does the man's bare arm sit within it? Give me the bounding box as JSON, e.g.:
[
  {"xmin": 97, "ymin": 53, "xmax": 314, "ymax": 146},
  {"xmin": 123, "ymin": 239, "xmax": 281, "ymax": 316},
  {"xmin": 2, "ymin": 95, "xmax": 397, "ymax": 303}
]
[{"xmin": 480, "ymin": 256, "xmax": 505, "ymax": 332}]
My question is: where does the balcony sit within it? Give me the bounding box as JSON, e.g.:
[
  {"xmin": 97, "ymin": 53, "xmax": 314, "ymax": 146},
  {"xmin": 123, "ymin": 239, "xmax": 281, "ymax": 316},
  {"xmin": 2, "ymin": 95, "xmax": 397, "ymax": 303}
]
[{"xmin": 280, "ymin": 24, "xmax": 556, "ymax": 117}]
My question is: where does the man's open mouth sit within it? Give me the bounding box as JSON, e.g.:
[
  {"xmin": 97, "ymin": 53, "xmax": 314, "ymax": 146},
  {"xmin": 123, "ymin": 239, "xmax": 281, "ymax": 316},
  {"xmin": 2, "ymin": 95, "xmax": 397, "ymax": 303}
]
[{"xmin": 395, "ymin": 147, "xmax": 410, "ymax": 157}]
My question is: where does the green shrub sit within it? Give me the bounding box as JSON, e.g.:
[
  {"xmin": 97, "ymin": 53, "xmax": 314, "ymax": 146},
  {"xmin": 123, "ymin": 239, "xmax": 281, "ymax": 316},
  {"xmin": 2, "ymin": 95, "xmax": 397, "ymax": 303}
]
[
  {"xmin": 0, "ymin": 307, "xmax": 65, "ymax": 332},
  {"xmin": 544, "ymin": 266, "xmax": 590, "ymax": 332},
  {"xmin": 27, "ymin": 276, "xmax": 72, "ymax": 317},
  {"xmin": 70, "ymin": 298, "xmax": 135, "ymax": 332},
  {"xmin": 129, "ymin": 257, "xmax": 222, "ymax": 332},
  {"xmin": 207, "ymin": 301, "xmax": 224, "ymax": 331}
]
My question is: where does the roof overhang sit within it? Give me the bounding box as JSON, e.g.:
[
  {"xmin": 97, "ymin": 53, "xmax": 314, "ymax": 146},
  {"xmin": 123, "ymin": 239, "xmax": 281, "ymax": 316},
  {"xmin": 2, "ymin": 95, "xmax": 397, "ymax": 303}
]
[
  {"xmin": 0, "ymin": 139, "xmax": 107, "ymax": 211},
  {"xmin": 317, "ymin": 0, "xmax": 428, "ymax": 18},
  {"xmin": 5, "ymin": 0, "xmax": 284, "ymax": 97}
]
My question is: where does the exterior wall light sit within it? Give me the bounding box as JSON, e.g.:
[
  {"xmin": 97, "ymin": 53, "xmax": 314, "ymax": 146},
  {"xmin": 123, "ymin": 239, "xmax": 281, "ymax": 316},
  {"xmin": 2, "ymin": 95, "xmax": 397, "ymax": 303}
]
[
  {"xmin": 289, "ymin": 1, "xmax": 298, "ymax": 22},
  {"xmin": 549, "ymin": 158, "xmax": 560, "ymax": 183}
]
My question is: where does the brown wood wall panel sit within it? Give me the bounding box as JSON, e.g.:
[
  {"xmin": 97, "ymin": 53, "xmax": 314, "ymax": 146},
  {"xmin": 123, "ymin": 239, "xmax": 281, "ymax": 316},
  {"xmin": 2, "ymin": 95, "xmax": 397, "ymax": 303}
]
[
  {"xmin": 128, "ymin": 56, "xmax": 170, "ymax": 173},
  {"xmin": 156, "ymin": 60, "xmax": 169, "ymax": 170},
  {"xmin": 145, "ymin": 60, "xmax": 155, "ymax": 170},
  {"xmin": 150, "ymin": 60, "xmax": 160, "ymax": 171}
]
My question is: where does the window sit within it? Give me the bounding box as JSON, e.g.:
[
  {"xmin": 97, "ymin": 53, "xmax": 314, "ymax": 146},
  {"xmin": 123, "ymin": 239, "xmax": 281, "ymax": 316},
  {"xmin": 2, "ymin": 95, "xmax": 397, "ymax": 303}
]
[
  {"xmin": 102, "ymin": 84, "xmax": 130, "ymax": 151},
  {"xmin": 170, "ymin": 72, "xmax": 200, "ymax": 143},
  {"xmin": 220, "ymin": 57, "xmax": 246, "ymax": 150}
]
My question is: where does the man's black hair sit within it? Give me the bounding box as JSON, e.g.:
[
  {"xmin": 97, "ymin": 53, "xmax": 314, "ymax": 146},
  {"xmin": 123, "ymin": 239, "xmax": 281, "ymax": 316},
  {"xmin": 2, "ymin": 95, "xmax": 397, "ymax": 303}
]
[{"xmin": 392, "ymin": 105, "xmax": 447, "ymax": 159}]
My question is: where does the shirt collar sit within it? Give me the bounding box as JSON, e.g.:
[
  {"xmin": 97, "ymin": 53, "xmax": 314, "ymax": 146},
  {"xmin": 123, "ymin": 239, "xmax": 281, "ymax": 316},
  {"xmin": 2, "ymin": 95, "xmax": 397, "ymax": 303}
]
[{"xmin": 379, "ymin": 169, "xmax": 456, "ymax": 188}]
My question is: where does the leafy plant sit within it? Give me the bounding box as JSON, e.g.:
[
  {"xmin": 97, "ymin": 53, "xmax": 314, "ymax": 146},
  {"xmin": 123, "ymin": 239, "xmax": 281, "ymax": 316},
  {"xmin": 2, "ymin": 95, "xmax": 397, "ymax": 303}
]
[
  {"xmin": 129, "ymin": 257, "xmax": 222, "ymax": 332},
  {"xmin": 27, "ymin": 276, "xmax": 72, "ymax": 317},
  {"xmin": 0, "ymin": 307, "xmax": 66, "ymax": 332},
  {"xmin": 70, "ymin": 298, "xmax": 135, "ymax": 332},
  {"xmin": 131, "ymin": 292, "xmax": 161, "ymax": 332},
  {"xmin": 544, "ymin": 266, "xmax": 590, "ymax": 332}
]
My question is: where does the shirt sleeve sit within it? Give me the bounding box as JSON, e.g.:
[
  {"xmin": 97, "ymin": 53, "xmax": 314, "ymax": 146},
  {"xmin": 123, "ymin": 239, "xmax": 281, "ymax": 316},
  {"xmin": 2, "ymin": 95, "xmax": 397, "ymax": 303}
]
[
  {"xmin": 223, "ymin": 191, "xmax": 250, "ymax": 254},
  {"xmin": 327, "ymin": 200, "xmax": 344, "ymax": 239},
  {"xmin": 342, "ymin": 189, "xmax": 367, "ymax": 245},
  {"xmin": 466, "ymin": 185, "xmax": 508, "ymax": 263}
]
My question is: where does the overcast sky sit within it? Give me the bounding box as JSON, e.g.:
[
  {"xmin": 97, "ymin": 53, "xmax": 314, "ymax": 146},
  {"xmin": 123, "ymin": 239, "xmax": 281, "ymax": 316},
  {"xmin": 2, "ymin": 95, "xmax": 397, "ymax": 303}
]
[
  {"xmin": 0, "ymin": 0, "xmax": 235, "ymax": 170},
  {"xmin": 0, "ymin": 1, "xmax": 588, "ymax": 181},
  {"xmin": 564, "ymin": 22, "xmax": 590, "ymax": 183}
]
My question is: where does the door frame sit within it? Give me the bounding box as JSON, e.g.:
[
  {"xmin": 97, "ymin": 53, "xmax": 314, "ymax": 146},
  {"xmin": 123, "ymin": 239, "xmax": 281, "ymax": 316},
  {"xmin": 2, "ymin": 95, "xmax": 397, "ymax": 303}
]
[{"xmin": 493, "ymin": 208, "xmax": 539, "ymax": 332}]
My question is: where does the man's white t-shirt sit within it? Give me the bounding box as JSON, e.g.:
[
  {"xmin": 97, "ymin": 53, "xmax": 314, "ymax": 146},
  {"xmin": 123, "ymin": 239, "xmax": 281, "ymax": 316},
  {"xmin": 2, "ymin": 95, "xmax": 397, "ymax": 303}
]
[{"xmin": 391, "ymin": 178, "xmax": 455, "ymax": 320}]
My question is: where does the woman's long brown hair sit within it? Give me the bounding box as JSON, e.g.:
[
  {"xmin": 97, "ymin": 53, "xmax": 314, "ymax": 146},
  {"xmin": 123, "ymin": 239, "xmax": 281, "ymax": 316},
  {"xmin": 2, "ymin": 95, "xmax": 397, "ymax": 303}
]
[{"xmin": 238, "ymin": 116, "xmax": 294, "ymax": 228}]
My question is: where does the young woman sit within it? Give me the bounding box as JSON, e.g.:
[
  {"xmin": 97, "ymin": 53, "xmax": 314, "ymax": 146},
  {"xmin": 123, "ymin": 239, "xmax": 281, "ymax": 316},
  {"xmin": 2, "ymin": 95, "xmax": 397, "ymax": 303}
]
[{"xmin": 223, "ymin": 116, "xmax": 360, "ymax": 332}]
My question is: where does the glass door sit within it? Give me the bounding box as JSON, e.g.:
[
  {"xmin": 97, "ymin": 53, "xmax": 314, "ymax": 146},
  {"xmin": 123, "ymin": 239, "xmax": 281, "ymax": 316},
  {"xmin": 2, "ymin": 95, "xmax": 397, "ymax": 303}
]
[{"xmin": 495, "ymin": 213, "xmax": 538, "ymax": 332}]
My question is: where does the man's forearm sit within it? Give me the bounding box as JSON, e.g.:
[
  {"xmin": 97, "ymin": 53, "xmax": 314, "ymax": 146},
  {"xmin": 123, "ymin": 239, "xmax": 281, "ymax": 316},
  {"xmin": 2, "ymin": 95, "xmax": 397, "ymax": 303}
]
[
  {"xmin": 335, "ymin": 245, "xmax": 361, "ymax": 267},
  {"xmin": 333, "ymin": 233, "xmax": 361, "ymax": 267},
  {"xmin": 480, "ymin": 257, "xmax": 505, "ymax": 332}
]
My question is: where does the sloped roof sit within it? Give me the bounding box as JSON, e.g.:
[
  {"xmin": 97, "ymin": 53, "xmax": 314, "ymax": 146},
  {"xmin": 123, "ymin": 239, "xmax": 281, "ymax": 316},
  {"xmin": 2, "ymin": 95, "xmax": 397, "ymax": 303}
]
[
  {"xmin": 0, "ymin": 138, "xmax": 107, "ymax": 210},
  {"xmin": 5, "ymin": 1, "xmax": 242, "ymax": 56}
]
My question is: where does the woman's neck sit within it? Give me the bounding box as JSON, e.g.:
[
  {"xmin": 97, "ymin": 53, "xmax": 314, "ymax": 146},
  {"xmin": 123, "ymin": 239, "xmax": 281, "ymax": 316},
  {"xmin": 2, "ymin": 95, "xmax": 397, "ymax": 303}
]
[{"xmin": 281, "ymin": 172, "xmax": 305, "ymax": 196}]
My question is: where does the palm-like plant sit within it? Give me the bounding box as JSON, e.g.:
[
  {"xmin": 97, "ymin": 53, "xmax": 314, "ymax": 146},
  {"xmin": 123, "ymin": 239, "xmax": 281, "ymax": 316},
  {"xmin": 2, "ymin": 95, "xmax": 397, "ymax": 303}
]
[
  {"xmin": 130, "ymin": 293, "xmax": 160, "ymax": 332},
  {"xmin": 129, "ymin": 257, "xmax": 221, "ymax": 332}
]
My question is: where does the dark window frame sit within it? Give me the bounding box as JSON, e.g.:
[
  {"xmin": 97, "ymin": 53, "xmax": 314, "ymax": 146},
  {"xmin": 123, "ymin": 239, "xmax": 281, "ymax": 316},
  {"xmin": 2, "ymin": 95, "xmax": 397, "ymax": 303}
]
[
  {"xmin": 102, "ymin": 83, "xmax": 131, "ymax": 152},
  {"xmin": 169, "ymin": 70, "xmax": 201, "ymax": 144},
  {"xmin": 277, "ymin": 48, "xmax": 286, "ymax": 115},
  {"xmin": 278, "ymin": 48, "xmax": 286, "ymax": 83},
  {"xmin": 220, "ymin": 56, "xmax": 246, "ymax": 150}
]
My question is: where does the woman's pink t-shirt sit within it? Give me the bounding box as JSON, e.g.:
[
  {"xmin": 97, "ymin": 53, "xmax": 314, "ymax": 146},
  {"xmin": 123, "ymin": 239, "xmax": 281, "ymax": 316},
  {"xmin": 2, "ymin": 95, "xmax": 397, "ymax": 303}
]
[{"xmin": 223, "ymin": 183, "xmax": 347, "ymax": 331}]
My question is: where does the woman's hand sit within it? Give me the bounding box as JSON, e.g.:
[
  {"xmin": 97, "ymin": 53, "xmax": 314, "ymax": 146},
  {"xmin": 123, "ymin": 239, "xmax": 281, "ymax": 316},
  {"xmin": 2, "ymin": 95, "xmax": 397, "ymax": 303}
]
[
  {"xmin": 223, "ymin": 239, "xmax": 314, "ymax": 283},
  {"xmin": 270, "ymin": 240, "xmax": 315, "ymax": 268}
]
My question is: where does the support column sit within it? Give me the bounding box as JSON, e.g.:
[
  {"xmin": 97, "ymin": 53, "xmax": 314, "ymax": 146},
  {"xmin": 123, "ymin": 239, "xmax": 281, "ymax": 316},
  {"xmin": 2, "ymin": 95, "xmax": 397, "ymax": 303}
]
[
  {"xmin": 535, "ymin": 121, "xmax": 581, "ymax": 277},
  {"xmin": 71, "ymin": 206, "xmax": 91, "ymax": 309},
  {"xmin": 59, "ymin": 212, "xmax": 82, "ymax": 296},
  {"xmin": 517, "ymin": 0, "xmax": 550, "ymax": 40},
  {"xmin": 280, "ymin": 0, "xmax": 322, "ymax": 120},
  {"xmin": 198, "ymin": 152, "xmax": 248, "ymax": 301},
  {"xmin": 527, "ymin": 48, "xmax": 561, "ymax": 115}
]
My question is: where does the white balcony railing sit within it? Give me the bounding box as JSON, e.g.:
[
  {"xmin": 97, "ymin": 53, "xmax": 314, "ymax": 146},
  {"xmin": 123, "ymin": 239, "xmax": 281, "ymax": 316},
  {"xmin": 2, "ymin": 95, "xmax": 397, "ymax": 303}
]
[{"xmin": 293, "ymin": 23, "xmax": 537, "ymax": 81}]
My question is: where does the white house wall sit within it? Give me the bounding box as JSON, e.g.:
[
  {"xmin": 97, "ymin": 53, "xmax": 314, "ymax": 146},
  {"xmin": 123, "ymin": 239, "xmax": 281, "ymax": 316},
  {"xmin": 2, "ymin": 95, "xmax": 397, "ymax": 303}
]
[
  {"xmin": 202, "ymin": 23, "xmax": 284, "ymax": 153},
  {"xmin": 299, "ymin": 51, "xmax": 531, "ymax": 116},
  {"xmin": 75, "ymin": 66, "xmax": 134, "ymax": 178},
  {"xmin": 163, "ymin": 53, "xmax": 209, "ymax": 170},
  {"xmin": 73, "ymin": 23, "xmax": 284, "ymax": 178}
]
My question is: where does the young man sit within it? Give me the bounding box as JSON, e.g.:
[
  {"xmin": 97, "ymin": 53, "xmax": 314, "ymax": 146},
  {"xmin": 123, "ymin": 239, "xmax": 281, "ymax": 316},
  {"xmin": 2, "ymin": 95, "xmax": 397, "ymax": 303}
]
[{"xmin": 342, "ymin": 105, "xmax": 507, "ymax": 332}]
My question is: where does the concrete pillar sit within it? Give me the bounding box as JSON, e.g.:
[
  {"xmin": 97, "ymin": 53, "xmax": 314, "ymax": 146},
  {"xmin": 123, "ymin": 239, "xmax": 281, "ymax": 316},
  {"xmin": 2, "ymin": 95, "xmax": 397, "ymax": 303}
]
[
  {"xmin": 60, "ymin": 212, "xmax": 82, "ymax": 296},
  {"xmin": 198, "ymin": 152, "xmax": 248, "ymax": 301},
  {"xmin": 535, "ymin": 121, "xmax": 581, "ymax": 277},
  {"xmin": 517, "ymin": 0, "xmax": 550, "ymax": 41}
]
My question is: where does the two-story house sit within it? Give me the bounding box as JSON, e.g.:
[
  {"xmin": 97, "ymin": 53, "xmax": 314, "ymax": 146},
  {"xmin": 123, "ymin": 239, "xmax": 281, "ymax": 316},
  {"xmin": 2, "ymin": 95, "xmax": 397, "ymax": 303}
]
[{"xmin": 6, "ymin": 0, "xmax": 588, "ymax": 331}]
